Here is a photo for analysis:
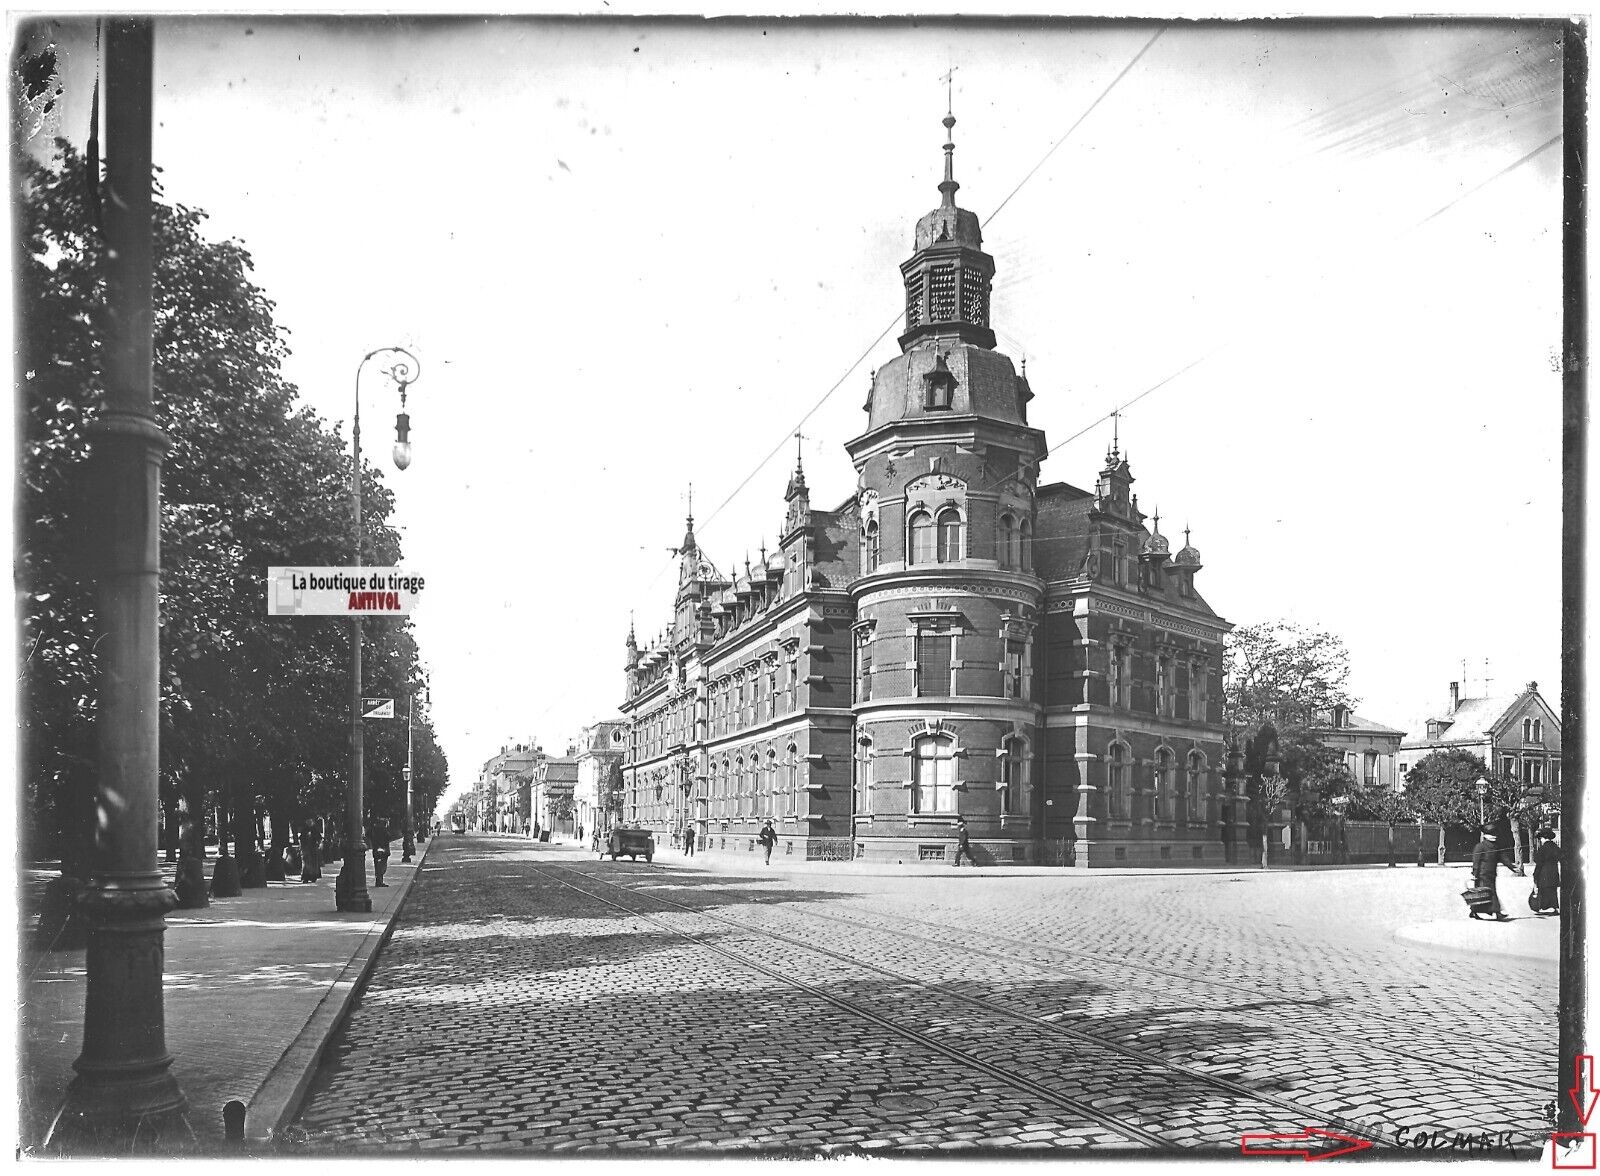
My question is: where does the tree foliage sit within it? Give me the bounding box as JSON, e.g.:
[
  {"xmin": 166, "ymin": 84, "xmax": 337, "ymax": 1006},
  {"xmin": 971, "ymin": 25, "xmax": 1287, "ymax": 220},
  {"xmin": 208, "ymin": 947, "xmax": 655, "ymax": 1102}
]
[
  {"xmin": 1403, "ymin": 748, "xmax": 1488, "ymax": 830},
  {"xmin": 17, "ymin": 141, "xmax": 448, "ymax": 860},
  {"xmin": 1224, "ymin": 620, "xmax": 1355, "ymax": 739}
]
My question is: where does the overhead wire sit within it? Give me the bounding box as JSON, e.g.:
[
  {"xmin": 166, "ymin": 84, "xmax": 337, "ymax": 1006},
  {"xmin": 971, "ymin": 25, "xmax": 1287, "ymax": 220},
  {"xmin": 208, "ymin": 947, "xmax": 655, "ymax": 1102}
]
[
  {"xmin": 689, "ymin": 24, "xmax": 1170, "ymax": 547},
  {"xmin": 976, "ymin": 129, "xmax": 1563, "ymax": 502}
]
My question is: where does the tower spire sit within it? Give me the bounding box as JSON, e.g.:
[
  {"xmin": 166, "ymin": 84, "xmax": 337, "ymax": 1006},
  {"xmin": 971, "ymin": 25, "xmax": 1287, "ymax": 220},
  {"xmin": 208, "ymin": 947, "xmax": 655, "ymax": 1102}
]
[{"xmin": 939, "ymin": 91, "xmax": 959, "ymax": 209}]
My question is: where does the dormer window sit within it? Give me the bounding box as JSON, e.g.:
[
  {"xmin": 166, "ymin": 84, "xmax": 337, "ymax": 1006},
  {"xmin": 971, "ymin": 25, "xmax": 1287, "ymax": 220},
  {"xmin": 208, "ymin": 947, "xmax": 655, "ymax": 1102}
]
[{"xmin": 922, "ymin": 353, "xmax": 957, "ymax": 411}]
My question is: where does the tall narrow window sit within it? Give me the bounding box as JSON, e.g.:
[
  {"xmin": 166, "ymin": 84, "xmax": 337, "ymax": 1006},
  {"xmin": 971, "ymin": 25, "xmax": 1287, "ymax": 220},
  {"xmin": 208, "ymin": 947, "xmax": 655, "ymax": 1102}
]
[
  {"xmin": 916, "ymin": 630, "xmax": 953, "ymax": 697},
  {"xmin": 1005, "ymin": 639, "xmax": 1026, "ymax": 700},
  {"xmin": 786, "ymin": 744, "xmax": 800, "ymax": 814},
  {"xmin": 1534, "ymin": 719, "xmax": 1543, "ymax": 743},
  {"xmin": 1363, "ymin": 751, "xmax": 1379, "ymax": 788},
  {"xmin": 767, "ymin": 664, "xmax": 777, "ymax": 719},
  {"xmin": 767, "ymin": 750, "xmax": 779, "ymax": 815},
  {"xmin": 1109, "ymin": 643, "xmax": 1131, "ymax": 709},
  {"xmin": 1112, "ymin": 542, "xmax": 1127, "ymax": 586},
  {"xmin": 1156, "ymin": 655, "xmax": 1172, "ymax": 718},
  {"xmin": 864, "ymin": 519, "xmax": 880, "ymax": 573},
  {"xmin": 1523, "ymin": 718, "xmax": 1533, "ymax": 742},
  {"xmin": 1108, "ymin": 742, "xmax": 1129, "ymax": 820},
  {"xmin": 1186, "ymin": 751, "xmax": 1206, "ymax": 820},
  {"xmin": 998, "ymin": 514, "xmax": 1018, "ymax": 568},
  {"xmin": 1020, "ymin": 519, "xmax": 1033, "ymax": 571},
  {"xmin": 912, "ymin": 735, "xmax": 956, "ymax": 814},
  {"xmin": 856, "ymin": 637, "xmax": 873, "ymax": 703},
  {"xmin": 787, "ymin": 654, "xmax": 799, "ymax": 708},
  {"xmin": 936, "ymin": 508, "xmax": 962, "ymax": 562},
  {"xmin": 1155, "ymin": 749, "xmax": 1174, "ymax": 821},
  {"xmin": 1190, "ymin": 661, "xmax": 1207, "ymax": 721},
  {"xmin": 909, "ymin": 511, "xmax": 935, "ymax": 565},
  {"xmin": 1000, "ymin": 736, "xmax": 1026, "ymax": 814},
  {"xmin": 734, "ymin": 758, "xmax": 744, "ymax": 817},
  {"xmin": 856, "ymin": 737, "xmax": 873, "ymax": 815}
]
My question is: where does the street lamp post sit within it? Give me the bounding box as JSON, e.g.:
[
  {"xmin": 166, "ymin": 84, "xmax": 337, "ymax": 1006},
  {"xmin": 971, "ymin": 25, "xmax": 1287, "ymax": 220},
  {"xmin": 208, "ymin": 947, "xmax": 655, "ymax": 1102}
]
[
  {"xmin": 1476, "ymin": 777, "xmax": 1490, "ymax": 830},
  {"xmin": 335, "ymin": 347, "xmax": 420, "ymax": 914},
  {"xmin": 51, "ymin": 18, "xmax": 190, "ymax": 1146},
  {"xmin": 401, "ymin": 693, "xmax": 415, "ymax": 863}
]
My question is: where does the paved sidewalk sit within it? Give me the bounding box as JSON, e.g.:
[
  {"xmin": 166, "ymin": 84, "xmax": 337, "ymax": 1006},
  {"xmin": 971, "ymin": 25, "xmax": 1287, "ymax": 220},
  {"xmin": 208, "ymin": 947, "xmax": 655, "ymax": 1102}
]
[{"xmin": 18, "ymin": 839, "xmax": 430, "ymax": 1155}]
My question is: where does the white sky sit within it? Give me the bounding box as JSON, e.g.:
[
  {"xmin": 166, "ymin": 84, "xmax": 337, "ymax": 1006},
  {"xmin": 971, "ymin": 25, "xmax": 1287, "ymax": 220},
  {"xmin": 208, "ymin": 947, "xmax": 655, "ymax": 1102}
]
[{"xmin": 20, "ymin": 16, "xmax": 1569, "ymax": 815}]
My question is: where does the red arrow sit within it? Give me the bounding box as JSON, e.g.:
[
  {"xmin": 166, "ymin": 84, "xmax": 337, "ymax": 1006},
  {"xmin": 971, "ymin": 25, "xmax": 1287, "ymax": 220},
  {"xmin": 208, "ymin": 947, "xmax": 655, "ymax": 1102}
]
[
  {"xmin": 1571, "ymin": 1056, "xmax": 1600, "ymax": 1125},
  {"xmin": 1241, "ymin": 1128, "xmax": 1374, "ymax": 1161}
]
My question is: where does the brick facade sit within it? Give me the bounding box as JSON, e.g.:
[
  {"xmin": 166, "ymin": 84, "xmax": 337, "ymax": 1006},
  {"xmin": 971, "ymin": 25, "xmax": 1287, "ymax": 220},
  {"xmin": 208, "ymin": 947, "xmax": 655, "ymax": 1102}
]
[{"xmin": 619, "ymin": 114, "xmax": 1238, "ymax": 866}]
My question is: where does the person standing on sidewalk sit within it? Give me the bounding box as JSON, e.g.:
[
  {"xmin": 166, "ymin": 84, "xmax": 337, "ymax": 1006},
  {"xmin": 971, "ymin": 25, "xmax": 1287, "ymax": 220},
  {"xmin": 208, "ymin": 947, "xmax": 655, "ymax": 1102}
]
[
  {"xmin": 1531, "ymin": 828, "xmax": 1561, "ymax": 914},
  {"xmin": 299, "ymin": 822, "xmax": 322, "ymax": 883},
  {"xmin": 682, "ymin": 825, "xmax": 696, "ymax": 857},
  {"xmin": 952, "ymin": 818, "xmax": 975, "ymax": 867},
  {"xmin": 1469, "ymin": 828, "xmax": 1509, "ymax": 920},
  {"xmin": 758, "ymin": 819, "xmax": 777, "ymax": 865},
  {"xmin": 369, "ymin": 817, "xmax": 391, "ymax": 888}
]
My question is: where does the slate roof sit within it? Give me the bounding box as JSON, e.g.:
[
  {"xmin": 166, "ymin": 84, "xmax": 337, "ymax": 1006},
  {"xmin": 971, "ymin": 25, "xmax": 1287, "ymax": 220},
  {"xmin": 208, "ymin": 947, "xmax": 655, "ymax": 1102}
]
[
  {"xmin": 1400, "ymin": 694, "xmax": 1520, "ymax": 747},
  {"xmin": 1319, "ymin": 710, "xmax": 1406, "ymax": 736}
]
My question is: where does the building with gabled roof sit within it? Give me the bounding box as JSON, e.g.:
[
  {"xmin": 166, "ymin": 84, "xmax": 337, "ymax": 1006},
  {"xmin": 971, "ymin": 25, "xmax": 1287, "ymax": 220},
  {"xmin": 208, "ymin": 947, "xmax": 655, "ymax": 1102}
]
[
  {"xmin": 1317, "ymin": 705, "xmax": 1406, "ymax": 793},
  {"xmin": 1400, "ymin": 680, "xmax": 1561, "ymax": 801}
]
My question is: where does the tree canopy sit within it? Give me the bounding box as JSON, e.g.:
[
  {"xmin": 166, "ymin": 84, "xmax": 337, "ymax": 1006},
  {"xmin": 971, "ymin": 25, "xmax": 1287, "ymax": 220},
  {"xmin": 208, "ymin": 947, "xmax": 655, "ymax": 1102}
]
[
  {"xmin": 1224, "ymin": 620, "xmax": 1355, "ymax": 739},
  {"xmin": 17, "ymin": 141, "xmax": 448, "ymax": 860}
]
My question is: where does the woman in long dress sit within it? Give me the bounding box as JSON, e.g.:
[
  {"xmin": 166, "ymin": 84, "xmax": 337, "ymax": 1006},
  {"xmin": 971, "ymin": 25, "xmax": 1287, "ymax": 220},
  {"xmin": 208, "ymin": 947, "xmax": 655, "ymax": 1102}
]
[{"xmin": 1532, "ymin": 828, "xmax": 1561, "ymax": 914}]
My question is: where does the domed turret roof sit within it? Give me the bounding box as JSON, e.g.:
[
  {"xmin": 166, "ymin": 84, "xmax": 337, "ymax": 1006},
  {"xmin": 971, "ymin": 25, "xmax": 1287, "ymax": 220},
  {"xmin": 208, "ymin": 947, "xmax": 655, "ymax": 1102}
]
[{"xmin": 1174, "ymin": 526, "xmax": 1202, "ymax": 567}]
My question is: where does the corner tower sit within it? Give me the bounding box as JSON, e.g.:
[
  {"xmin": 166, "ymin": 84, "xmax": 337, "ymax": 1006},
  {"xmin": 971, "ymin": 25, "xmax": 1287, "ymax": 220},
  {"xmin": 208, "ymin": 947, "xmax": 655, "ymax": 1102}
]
[{"xmin": 844, "ymin": 108, "xmax": 1049, "ymax": 866}]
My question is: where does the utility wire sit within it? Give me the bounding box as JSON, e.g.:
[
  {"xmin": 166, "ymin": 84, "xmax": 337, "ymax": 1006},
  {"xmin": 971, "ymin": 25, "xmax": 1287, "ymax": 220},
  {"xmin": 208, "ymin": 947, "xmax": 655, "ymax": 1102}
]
[
  {"xmin": 982, "ymin": 130, "xmax": 1563, "ymax": 498},
  {"xmin": 690, "ymin": 27, "xmax": 1169, "ymax": 547}
]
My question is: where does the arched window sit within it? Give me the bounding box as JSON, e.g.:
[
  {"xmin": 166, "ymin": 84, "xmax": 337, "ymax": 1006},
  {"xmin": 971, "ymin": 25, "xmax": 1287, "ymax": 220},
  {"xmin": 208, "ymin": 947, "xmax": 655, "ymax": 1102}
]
[
  {"xmin": 1000, "ymin": 736, "xmax": 1027, "ymax": 814},
  {"xmin": 766, "ymin": 750, "xmax": 778, "ymax": 816},
  {"xmin": 936, "ymin": 508, "xmax": 962, "ymax": 562},
  {"xmin": 786, "ymin": 743, "xmax": 800, "ymax": 814},
  {"xmin": 1152, "ymin": 749, "xmax": 1173, "ymax": 821},
  {"xmin": 911, "ymin": 734, "xmax": 956, "ymax": 814},
  {"xmin": 1020, "ymin": 519, "xmax": 1033, "ymax": 571},
  {"xmin": 1108, "ymin": 742, "xmax": 1130, "ymax": 820},
  {"xmin": 1534, "ymin": 719, "xmax": 1543, "ymax": 743},
  {"xmin": 856, "ymin": 737, "xmax": 873, "ymax": 815},
  {"xmin": 998, "ymin": 514, "xmax": 1018, "ymax": 569},
  {"xmin": 908, "ymin": 511, "xmax": 935, "ymax": 565},
  {"xmin": 863, "ymin": 519, "xmax": 880, "ymax": 573},
  {"xmin": 1524, "ymin": 718, "xmax": 1533, "ymax": 742},
  {"xmin": 734, "ymin": 757, "xmax": 744, "ymax": 817},
  {"xmin": 1186, "ymin": 750, "xmax": 1206, "ymax": 820},
  {"xmin": 719, "ymin": 760, "xmax": 729, "ymax": 818}
]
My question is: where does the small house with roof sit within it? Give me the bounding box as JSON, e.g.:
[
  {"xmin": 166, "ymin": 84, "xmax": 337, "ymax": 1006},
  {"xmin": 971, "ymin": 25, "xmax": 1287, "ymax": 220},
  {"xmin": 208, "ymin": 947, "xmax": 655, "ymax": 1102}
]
[
  {"xmin": 1400, "ymin": 681, "xmax": 1561, "ymax": 800},
  {"xmin": 1317, "ymin": 705, "xmax": 1405, "ymax": 792}
]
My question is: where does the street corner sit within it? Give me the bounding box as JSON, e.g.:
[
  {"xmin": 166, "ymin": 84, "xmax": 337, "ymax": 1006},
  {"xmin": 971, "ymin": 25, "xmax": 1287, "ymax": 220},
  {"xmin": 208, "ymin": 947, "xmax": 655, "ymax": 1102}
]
[{"xmin": 1393, "ymin": 910, "xmax": 1560, "ymax": 962}]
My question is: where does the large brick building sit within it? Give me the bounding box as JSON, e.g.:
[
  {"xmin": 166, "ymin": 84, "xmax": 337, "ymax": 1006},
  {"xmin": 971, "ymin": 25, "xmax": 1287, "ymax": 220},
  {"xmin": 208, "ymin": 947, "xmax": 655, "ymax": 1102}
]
[{"xmin": 620, "ymin": 113, "xmax": 1240, "ymax": 867}]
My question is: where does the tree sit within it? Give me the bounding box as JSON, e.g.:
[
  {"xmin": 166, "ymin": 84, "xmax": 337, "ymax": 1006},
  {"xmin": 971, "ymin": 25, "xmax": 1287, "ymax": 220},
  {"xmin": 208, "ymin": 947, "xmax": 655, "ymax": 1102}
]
[
  {"xmin": 17, "ymin": 141, "xmax": 438, "ymax": 903},
  {"xmin": 1225, "ymin": 621, "xmax": 1355, "ymax": 739},
  {"xmin": 1354, "ymin": 786, "xmax": 1414, "ymax": 868}
]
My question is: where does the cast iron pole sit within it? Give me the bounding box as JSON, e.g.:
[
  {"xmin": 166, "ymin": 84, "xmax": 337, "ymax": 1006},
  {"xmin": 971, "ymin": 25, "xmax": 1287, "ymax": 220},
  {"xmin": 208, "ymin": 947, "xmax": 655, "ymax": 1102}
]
[{"xmin": 52, "ymin": 18, "xmax": 189, "ymax": 1146}]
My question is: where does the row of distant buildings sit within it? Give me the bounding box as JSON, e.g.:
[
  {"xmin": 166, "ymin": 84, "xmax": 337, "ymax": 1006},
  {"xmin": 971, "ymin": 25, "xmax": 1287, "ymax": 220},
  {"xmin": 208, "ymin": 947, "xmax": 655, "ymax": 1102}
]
[{"xmin": 456, "ymin": 721, "xmax": 626, "ymax": 840}]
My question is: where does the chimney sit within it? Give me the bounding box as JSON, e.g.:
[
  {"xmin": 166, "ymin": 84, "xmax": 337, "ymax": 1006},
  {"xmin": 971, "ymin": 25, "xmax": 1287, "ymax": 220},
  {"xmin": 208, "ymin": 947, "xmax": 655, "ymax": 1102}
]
[{"xmin": 1448, "ymin": 681, "xmax": 1459, "ymax": 712}]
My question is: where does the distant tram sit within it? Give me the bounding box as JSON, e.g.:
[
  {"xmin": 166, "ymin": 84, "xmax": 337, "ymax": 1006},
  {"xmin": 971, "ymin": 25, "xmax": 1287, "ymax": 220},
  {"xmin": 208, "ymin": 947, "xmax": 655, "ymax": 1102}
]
[{"xmin": 451, "ymin": 815, "xmax": 466, "ymax": 834}]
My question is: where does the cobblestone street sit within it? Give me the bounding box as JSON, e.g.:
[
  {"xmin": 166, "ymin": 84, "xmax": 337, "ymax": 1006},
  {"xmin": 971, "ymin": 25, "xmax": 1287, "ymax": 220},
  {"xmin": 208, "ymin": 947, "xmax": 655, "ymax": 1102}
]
[{"xmin": 288, "ymin": 835, "xmax": 1557, "ymax": 1156}]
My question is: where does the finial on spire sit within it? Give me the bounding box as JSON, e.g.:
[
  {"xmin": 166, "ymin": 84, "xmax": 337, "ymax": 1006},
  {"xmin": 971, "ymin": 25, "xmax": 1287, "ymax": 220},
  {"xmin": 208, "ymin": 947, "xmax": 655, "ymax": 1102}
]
[
  {"xmin": 1153, "ymin": 508, "xmax": 1161, "ymax": 533},
  {"xmin": 1111, "ymin": 409, "xmax": 1121, "ymax": 460},
  {"xmin": 794, "ymin": 430, "xmax": 806, "ymax": 473},
  {"xmin": 1184, "ymin": 524, "xmax": 1191, "ymax": 546},
  {"xmin": 687, "ymin": 482, "xmax": 693, "ymax": 521},
  {"xmin": 938, "ymin": 70, "xmax": 960, "ymax": 209}
]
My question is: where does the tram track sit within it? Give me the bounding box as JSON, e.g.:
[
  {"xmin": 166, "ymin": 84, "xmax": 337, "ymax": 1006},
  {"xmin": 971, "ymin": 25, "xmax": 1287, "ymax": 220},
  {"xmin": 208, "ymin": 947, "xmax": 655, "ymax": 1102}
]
[
  {"xmin": 530, "ymin": 861, "xmax": 1412, "ymax": 1153},
  {"xmin": 690, "ymin": 891, "xmax": 1553, "ymax": 1089}
]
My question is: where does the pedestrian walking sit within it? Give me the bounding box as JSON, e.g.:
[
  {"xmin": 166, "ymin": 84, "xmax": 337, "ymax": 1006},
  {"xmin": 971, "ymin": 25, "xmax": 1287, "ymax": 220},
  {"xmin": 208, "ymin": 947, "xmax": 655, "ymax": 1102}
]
[
  {"xmin": 952, "ymin": 818, "xmax": 974, "ymax": 867},
  {"xmin": 682, "ymin": 825, "xmax": 696, "ymax": 856},
  {"xmin": 758, "ymin": 819, "xmax": 777, "ymax": 865},
  {"xmin": 1467, "ymin": 828, "xmax": 1509, "ymax": 920},
  {"xmin": 1531, "ymin": 828, "xmax": 1561, "ymax": 914},
  {"xmin": 369, "ymin": 817, "xmax": 391, "ymax": 888},
  {"xmin": 299, "ymin": 822, "xmax": 322, "ymax": 883},
  {"xmin": 670, "ymin": 827, "xmax": 680, "ymax": 851}
]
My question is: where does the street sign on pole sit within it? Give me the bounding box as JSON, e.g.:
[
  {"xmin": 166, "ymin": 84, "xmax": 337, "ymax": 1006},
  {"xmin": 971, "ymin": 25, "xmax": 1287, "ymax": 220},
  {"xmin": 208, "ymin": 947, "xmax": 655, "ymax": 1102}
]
[{"xmin": 362, "ymin": 698, "xmax": 395, "ymax": 720}]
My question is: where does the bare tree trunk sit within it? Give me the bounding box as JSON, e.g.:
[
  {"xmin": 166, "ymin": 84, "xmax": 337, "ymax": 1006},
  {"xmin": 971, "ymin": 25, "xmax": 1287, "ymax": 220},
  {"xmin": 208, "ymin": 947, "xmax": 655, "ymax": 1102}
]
[{"xmin": 1387, "ymin": 820, "xmax": 1395, "ymax": 868}]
